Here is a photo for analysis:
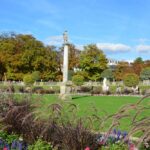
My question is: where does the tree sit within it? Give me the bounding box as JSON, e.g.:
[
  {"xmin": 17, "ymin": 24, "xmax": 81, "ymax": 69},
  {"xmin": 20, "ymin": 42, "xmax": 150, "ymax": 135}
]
[
  {"xmin": 101, "ymin": 69, "xmax": 114, "ymax": 81},
  {"xmin": 0, "ymin": 33, "xmax": 59, "ymax": 81},
  {"xmin": 132, "ymin": 57, "xmax": 144, "ymax": 76},
  {"xmin": 72, "ymin": 74, "xmax": 84, "ymax": 86},
  {"xmin": 68, "ymin": 44, "xmax": 80, "ymax": 70},
  {"xmin": 32, "ymin": 71, "xmax": 40, "ymax": 81},
  {"xmin": 114, "ymin": 61, "xmax": 133, "ymax": 81},
  {"xmin": 134, "ymin": 57, "xmax": 143, "ymax": 64},
  {"xmin": 140, "ymin": 67, "xmax": 150, "ymax": 80},
  {"xmin": 79, "ymin": 44, "xmax": 107, "ymax": 81},
  {"xmin": 144, "ymin": 60, "xmax": 150, "ymax": 68},
  {"xmin": 23, "ymin": 74, "xmax": 34, "ymax": 86},
  {"xmin": 123, "ymin": 73, "xmax": 139, "ymax": 87},
  {"xmin": 0, "ymin": 61, "xmax": 6, "ymax": 80}
]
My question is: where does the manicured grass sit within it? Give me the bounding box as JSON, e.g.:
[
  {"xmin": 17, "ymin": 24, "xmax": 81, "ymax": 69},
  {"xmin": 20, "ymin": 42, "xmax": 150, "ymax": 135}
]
[{"xmin": 36, "ymin": 94, "xmax": 150, "ymax": 131}]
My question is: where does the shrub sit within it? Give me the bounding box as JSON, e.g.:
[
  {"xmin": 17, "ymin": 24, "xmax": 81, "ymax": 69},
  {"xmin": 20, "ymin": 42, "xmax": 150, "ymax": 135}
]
[
  {"xmin": 72, "ymin": 74, "xmax": 84, "ymax": 86},
  {"xmin": 0, "ymin": 94, "xmax": 100, "ymax": 149},
  {"xmin": 32, "ymin": 71, "xmax": 40, "ymax": 81},
  {"xmin": 6, "ymin": 85, "xmax": 15, "ymax": 93},
  {"xmin": 109, "ymin": 86, "xmax": 117, "ymax": 94},
  {"xmin": 101, "ymin": 143, "xmax": 128, "ymax": 150},
  {"xmin": 32, "ymin": 86, "xmax": 44, "ymax": 94},
  {"xmin": 123, "ymin": 73, "xmax": 139, "ymax": 87},
  {"xmin": 139, "ymin": 86, "xmax": 150, "ymax": 95},
  {"xmin": 78, "ymin": 86, "xmax": 91, "ymax": 93},
  {"xmin": 0, "ymin": 131, "xmax": 19, "ymax": 144},
  {"xmin": 28, "ymin": 139, "xmax": 53, "ymax": 150},
  {"xmin": 23, "ymin": 74, "xmax": 34, "ymax": 86},
  {"xmin": 123, "ymin": 88, "xmax": 132, "ymax": 95},
  {"xmin": 140, "ymin": 67, "xmax": 150, "ymax": 80},
  {"xmin": 51, "ymin": 86, "xmax": 60, "ymax": 93},
  {"xmin": 32, "ymin": 87, "xmax": 55, "ymax": 94},
  {"xmin": 101, "ymin": 69, "xmax": 114, "ymax": 81},
  {"xmin": 91, "ymin": 86, "xmax": 102, "ymax": 95},
  {"xmin": 0, "ymin": 131, "xmax": 27, "ymax": 149},
  {"xmin": 18, "ymin": 86, "xmax": 25, "ymax": 93}
]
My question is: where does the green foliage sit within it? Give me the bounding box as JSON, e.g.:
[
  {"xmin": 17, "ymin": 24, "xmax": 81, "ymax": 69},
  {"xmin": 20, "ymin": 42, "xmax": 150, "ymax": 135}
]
[
  {"xmin": 139, "ymin": 85, "xmax": 150, "ymax": 95},
  {"xmin": 123, "ymin": 73, "xmax": 139, "ymax": 87},
  {"xmin": 134, "ymin": 57, "xmax": 143, "ymax": 64},
  {"xmin": 0, "ymin": 33, "xmax": 58, "ymax": 81},
  {"xmin": 75, "ymin": 71, "xmax": 89, "ymax": 80},
  {"xmin": 101, "ymin": 69, "xmax": 114, "ymax": 80},
  {"xmin": 140, "ymin": 67, "xmax": 150, "ymax": 80},
  {"xmin": 0, "ymin": 131, "xmax": 19, "ymax": 144},
  {"xmin": 72, "ymin": 74, "xmax": 84, "ymax": 86},
  {"xmin": 139, "ymin": 143, "xmax": 150, "ymax": 150},
  {"xmin": 91, "ymin": 86, "xmax": 102, "ymax": 94},
  {"xmin": 23, "ymin": 74, "xmax": 34, "ymax": 85},
  {"xmin": 101, "ymin": 143, "xmax": 128, "ymax": 150},
  {"xmin": 28, "ymin": 139, "xmax": 53, "ymax": 150},
  {"xmin": 68, "ymin": 70, "xmax": 74, "ymax": 80},
  {"xmin": 32, "ymin": 71, "xmax": 40, "ymax": 81},
  {"xmin": 80, "ymin": 44, "xmax": 107, "ymax": 81},
  {"xmin": 68, "ymin": 44, "xmax": 80, "ymax": 70}
]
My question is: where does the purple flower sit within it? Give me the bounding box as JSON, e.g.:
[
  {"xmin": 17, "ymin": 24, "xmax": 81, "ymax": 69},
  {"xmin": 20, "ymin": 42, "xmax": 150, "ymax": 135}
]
[
  {"xmin": 18, "ymin": 142, "xmax": 22, "ymax": 150},
  {"xmin": 122, "ymin": 131, "xmax": 127, "ymax": 138},
  {"xmin": 113, "ymin": 129, "xmax": 117, "ymax": 135},
  {"xmin": 117, "ymin": 130, "xmax": 121, "ymax": 139},
  {"xmin": 11, "ymin": 140, "xmax": 17, "ymax": 149},
  {"xmin": 0, "ymin": 139, "xmax": 4, "ymax": 145}
]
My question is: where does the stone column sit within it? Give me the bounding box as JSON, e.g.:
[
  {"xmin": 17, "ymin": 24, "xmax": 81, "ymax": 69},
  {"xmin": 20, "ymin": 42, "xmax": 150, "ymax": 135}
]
[
  {"xmin": 60, "ymin": 31, "xmax": 71, "ymax": 99},
  {"xmin": 63, "ymin": 44, "xmax": 69, "ymax": 83}
]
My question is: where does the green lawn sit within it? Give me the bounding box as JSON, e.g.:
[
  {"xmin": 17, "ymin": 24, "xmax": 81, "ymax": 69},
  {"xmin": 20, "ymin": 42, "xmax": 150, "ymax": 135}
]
[{"xmin": 33, "ymin": 94, "xmax": 150, "ymax": 131}]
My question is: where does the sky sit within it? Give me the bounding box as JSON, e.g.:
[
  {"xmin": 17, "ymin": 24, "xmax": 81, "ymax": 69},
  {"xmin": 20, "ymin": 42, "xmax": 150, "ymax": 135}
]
[{"xmin": 0, "ymin": 0, "xmax": 150, "ymax": 61}]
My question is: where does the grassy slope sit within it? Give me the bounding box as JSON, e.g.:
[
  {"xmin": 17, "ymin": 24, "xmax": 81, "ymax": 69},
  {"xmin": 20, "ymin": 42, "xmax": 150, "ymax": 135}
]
[{"xmin": 34, "ymin": 95, "xmax": 150, "ymax": 131}]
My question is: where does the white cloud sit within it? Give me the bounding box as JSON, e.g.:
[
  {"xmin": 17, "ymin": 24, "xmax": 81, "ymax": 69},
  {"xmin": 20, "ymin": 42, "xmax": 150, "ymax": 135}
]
[
  {"xmin": 37, "ymin": 19, "xmax": 62, "ymax": 31},
  {"xmin": 45, "ymin": 35, "xmax": 63, "ymax": 45},
  {"xmin": 136, "ymin": 38, "xmax": 150, "ymax": 43},
  {"xmin": 96, "ymin": 43, "xmax": 131, "ymax": 53},
  {"xmin": 75, "ymin": 45, "xmax": 84, "ymax": 50},
  {"xmin": 136, "ymin": 45, "xmax": 150, "ymax": 53}
]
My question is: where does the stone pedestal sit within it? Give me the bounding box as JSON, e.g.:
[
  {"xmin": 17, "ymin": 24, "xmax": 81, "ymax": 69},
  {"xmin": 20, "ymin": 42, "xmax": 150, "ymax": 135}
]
[{"xmin": 60, "ymin": 84, "xmax": 72, "ymax": 100}]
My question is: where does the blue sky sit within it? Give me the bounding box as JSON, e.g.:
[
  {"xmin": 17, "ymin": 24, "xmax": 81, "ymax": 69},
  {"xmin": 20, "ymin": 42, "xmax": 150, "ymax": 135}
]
[{"xmin": 0, "ymin": 0, "xmax": 150, "ymax": 60}]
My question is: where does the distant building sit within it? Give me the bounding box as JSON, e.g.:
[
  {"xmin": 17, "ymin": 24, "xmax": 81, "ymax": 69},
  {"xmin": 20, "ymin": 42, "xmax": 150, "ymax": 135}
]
[
  {"xmin": 107, "ymin": 58, "xmax": 133, "ymax": 69},
  {"xmin": 108, "ymin": 58, "xmax": 119, "ymax": 66}
]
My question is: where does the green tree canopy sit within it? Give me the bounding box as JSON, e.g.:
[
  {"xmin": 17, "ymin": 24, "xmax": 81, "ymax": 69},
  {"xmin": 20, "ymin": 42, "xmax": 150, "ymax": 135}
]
[
  {"xmin": 123, "ymin": 73, "xmax": 139, "ymax": 87},
  {"xmin": 101, "ymin": 69, "xmax": 114, "ymax": 81},
  {"xmin": 134, "ymin": 57, "xmax": 143, "ymax": 64},
  {"xmin": 79, "ymin": 44, "xmax": 107, "ymax": 81},
  {"xmin": 72, "ymin": 74, "xmax": 84, "ymax": 86},
  {"xmin": 0, "ymin": 33, "xmax": 59, "ymax": 81},
  {"xmin": 140, "ymin": 67, "xmax": 150, "ymax": 80}
]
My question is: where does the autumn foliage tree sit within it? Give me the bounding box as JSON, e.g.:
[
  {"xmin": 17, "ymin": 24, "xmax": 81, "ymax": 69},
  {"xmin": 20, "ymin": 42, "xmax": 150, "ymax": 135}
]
[
  {"xmin": 0, "ymin": 33, "xmax": 58, "ymax": 81},
  {"xmin": 68, "ymin": 44, "xmax": 80, "ymax": 70},
  {"xmin": 132, "ymin": 57, "xmax": 144, "ymax": 76},
  {"xmin": 114, "ymin": 61, "xmax": 134, "ymax": 81},
  {"xmin": 79, "ymin": 44, "xmax": 107, "ymax": 81}
]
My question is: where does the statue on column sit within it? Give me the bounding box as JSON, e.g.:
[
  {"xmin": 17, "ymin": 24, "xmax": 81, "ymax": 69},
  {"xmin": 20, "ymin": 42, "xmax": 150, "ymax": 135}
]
[{"xmin": 63, "ymin": 31, "xmax": 68, "ymax": 44}]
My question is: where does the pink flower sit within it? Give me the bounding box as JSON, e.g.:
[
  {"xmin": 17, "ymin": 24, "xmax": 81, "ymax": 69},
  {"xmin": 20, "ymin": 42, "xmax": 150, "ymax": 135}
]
[
  {"xmin": 130, "ymin": 144, "xmax": 135, "ymax": 150},
  {"xmin": 85, "ymin": 147, "xmax": 90, "ymax": 150},
  {"xmin": 99, "ymin": 141, "xmax": 105, "ymax": 145},
  {"xmin": 3, "ymin": 148, "xmax": 8, "ymax": 150}
]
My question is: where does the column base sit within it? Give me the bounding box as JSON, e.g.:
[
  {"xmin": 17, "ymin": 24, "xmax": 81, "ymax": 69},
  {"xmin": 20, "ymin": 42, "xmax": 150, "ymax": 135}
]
[{"xmin": 59, "ymin": 85, "xmax": 72, "ymax": 100}]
